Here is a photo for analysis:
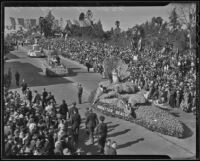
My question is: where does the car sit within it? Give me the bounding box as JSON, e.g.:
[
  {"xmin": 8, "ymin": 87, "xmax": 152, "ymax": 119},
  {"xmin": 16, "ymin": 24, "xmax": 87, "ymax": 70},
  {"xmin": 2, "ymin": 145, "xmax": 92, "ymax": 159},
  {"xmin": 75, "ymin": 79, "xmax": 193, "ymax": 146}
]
[{"xmin": 27, "ymin": 44, "xmax": 46, "ymax": 58}]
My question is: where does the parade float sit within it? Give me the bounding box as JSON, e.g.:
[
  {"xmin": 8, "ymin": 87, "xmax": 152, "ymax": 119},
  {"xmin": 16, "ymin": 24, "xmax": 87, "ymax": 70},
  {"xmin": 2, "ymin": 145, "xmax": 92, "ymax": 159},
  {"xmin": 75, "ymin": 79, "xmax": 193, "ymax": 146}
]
[
  {"xmin": 42, "ymin": 50, "xmax": 69, "ymax": 77},
  {"xmin": 27, "ymin": 44, "xmax": 46, "ymax": 58},
  {"xmin": 89, "ymin": 56, "xmax": 185, "ymax": 138}
]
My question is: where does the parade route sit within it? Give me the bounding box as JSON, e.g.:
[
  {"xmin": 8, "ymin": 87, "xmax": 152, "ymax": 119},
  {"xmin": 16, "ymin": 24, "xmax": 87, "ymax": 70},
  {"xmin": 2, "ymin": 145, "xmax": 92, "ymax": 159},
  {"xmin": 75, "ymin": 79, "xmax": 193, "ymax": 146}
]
[{"xmin": 4, "ymin": 47, "xmax": 196, "ymax": 158}]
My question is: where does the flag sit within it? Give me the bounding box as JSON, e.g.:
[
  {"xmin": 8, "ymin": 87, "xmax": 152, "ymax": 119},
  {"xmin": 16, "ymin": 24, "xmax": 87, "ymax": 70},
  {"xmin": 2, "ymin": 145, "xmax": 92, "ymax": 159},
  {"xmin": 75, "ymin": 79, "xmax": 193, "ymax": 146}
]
[
  {"xmin": 66, "ymin": 20, "xmax": 72, "ymax": 28},
  {"xmin": 24, "ymin": 19, "xmax": 31, "ymax": 29},
  {"xmin": 10, "ymin": 17, "xmax": 16, "ymax": 30},
  {"xmin": 30, "ymin": 19, "xmax": 36, "ymax": 27},
  {"xmin": 17, "ymin": 18, "xmax": 25, "ymax": 27}
]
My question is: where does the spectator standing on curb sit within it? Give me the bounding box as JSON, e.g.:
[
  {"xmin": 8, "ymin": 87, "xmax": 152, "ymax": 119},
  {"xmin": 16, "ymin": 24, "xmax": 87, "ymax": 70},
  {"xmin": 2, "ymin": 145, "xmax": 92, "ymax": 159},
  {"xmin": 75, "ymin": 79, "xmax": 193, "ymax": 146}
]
[
  {"xmin": 21, "ymin": 79, "xmax": 27, "ymax": 95},
  {"xmin": 107, "ymin": 141, "xmax": 117, "ymax": 155},
  {"xmin": 8, "ymin": 68, "xmax": 12, "ymax": 88},
  {"xmin": 15, "ymin": 71, "xmax": 20, "ymax": 87},
  {"xmin": 85, "ymin": 108, "xmax": 99, "ymax": 144},
  {"xmin": 70, "ymin": 110, "xmax": 81, "ymax": 149},
  {"xmin": 104, "ymin": 139, "xmax": 112, "ymax": 155},
  {"xmin": 95, "ymin": 116, "xmax": 107, "ymax": 154},
  {"xmin": 77, "ymin": 84, "xmax": 83, "ymax": 104},
  {"xmin": 59, "ymin": 100, "xmax": 69, "ymax": 120},
  {"xmin": 42, "ymin": 88, "xmax": 48, "ymax": 109},
  {"xmin": 68, "ymin": 102, "xmax": 78, "ymax": 119}
]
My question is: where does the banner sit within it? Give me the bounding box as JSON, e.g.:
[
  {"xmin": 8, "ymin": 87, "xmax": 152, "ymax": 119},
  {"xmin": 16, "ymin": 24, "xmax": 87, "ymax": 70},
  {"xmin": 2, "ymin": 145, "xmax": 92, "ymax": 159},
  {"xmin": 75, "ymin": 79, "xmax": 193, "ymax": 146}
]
[
  {"xmin": 17, "ymin": 18, "xmax": 25, "ymax": 27},
  {"xmin": 10, "ymin": 17, "xmax": 16, "ymax": 30}
]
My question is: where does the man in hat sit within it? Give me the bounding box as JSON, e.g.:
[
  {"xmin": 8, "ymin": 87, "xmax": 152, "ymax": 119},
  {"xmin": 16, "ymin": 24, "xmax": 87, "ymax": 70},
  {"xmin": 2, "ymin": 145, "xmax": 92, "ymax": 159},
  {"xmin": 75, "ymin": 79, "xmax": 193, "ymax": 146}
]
[
  {"xmin": 95, "ymin": 115, "xmax": 107, "ymax": 154},
  {"xmin": 7, "ymin": 68, "xmax": 12, "ymax": 88},
  {"xmin": 59, "ymin": 100, "xmax": 69, "ymax": 120},
  {"xmin": 15, "ymin": 71, "xmax": 20, "ymax": 87},
  {"xmin": 26, "ymin": 88, "xmax": 32, "ymax": 106},
  {"xmin": 77, "ymin": 84, "xmax": 83, "ymax": 104},
  {"xmin": 33, "ymin": 90, "xmax": 42, "ymax": 105},
  {"xmin": 21, "ymin": 79, "xmax": 27, "ymax": 95},
  {"xmin": 71, "ymin": 110, "xmax": 81, "ymax": 148},
  {"xmin": 42, "ymin": 88, "xmax": 48, "ymax": 109},
  {"xmin": 46, "ymin": 92, "xmax": 56, "ymax": 105},
  {"xmin": 85, "ymin": 108, "xmax": 99, "ymax": 144},
  {"xmin": 68, "ymin": 102, "xmax": 78, "ymax": 119}
]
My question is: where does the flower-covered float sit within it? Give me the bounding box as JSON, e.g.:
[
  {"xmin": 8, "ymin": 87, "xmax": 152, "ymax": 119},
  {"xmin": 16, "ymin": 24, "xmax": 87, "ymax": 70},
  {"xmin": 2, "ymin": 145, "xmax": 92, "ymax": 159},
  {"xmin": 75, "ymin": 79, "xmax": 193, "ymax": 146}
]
[
  {"xmin": 89, "ymin": 56, "xmax": 185, "ymax": 138},
  {"xmin": 42, "ymin": 50, "xmax": 69, "ymax": 77}
]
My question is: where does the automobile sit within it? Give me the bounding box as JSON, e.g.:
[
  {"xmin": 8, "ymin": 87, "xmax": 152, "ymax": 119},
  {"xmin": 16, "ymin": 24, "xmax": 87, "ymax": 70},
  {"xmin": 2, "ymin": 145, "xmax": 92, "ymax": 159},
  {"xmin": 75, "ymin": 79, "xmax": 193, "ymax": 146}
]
[{"xmin": 27, "ymin": 44, "xmax": 46, "ymax": 58}]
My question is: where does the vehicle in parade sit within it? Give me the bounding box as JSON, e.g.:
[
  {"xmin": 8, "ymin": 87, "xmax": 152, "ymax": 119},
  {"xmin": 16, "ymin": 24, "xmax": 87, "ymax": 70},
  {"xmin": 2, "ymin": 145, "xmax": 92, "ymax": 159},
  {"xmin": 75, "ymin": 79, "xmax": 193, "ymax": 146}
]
[
  {"xmin": 27, "ymin": 44, "xmax": 46, "ymax": 58},
  {"xmin": 42, "ymin": 51, "xmax": 69, "ymax": 77}
]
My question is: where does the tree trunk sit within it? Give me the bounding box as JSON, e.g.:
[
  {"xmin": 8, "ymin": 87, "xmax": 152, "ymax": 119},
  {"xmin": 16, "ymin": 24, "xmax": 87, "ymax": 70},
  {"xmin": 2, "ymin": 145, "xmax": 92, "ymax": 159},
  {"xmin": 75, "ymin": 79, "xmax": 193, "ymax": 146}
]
[{"xmin": 189, "ymin": 32, "xmax": 192, "ymax": 56}]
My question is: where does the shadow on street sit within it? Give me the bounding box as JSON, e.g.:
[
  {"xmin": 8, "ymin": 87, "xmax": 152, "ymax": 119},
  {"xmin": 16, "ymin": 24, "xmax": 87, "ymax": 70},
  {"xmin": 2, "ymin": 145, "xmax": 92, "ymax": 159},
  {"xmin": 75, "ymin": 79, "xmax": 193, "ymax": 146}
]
[
  {"xmin": 5, "ymin": 61, "xmax": 73, "ymax": 88},
  {"xmin": 117, "ymin": 138, "xmax": 145, "ymax": 149}
]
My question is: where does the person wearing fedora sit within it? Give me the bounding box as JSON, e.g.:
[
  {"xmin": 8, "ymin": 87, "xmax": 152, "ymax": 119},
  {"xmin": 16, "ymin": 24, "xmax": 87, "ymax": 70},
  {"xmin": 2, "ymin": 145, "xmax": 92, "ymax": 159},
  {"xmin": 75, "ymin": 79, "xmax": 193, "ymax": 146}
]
[
  {"xmin": 71, "ymin": 109, "xmax": 81, "ymax": 149},
  {"xmin": 95, "ymin": 115, "xmax": 107, "ymax": 154},
  {"xmin": 85, "ymin": 108, "xmax": 99, "ymax": 144}
]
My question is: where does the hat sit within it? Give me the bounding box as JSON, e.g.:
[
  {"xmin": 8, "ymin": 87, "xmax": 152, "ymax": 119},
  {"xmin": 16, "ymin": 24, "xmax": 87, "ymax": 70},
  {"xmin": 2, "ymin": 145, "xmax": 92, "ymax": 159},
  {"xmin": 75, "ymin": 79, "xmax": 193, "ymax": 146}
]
[{"xmin": 99, "ymin": 116, "xmax": 105, "ymax": 122}]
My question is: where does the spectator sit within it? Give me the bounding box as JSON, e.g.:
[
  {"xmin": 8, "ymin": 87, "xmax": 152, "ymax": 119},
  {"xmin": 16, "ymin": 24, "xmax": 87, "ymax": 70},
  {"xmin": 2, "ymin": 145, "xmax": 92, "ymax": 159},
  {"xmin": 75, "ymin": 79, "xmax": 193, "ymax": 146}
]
[
  {"xmin": 107, "ymin": 141, "xmax": 117, "ymax": 155},
  {"xmin": 104, "ymin": 139, "xmax": 112, "ymax": 155},
  {"xmin": 21, "ymin": 79, "xmax": 27, "ymax": 95},
  {"xmin": 85, "ymin": 108, "xmax": 99, "ymax": 144},
  {"xmin": 95, "ymin": 116, "xmax": 107, "ymax": 154},
  {"xmin": 42, "ymin": 88, "xmax": 48, "ymax": 109},
  {"xmin": 15, "ymin": 71, "xmax": 20, "ymax": 87},
  {"xmin": 71, "ymin": 109, "xmax": 81, "ymax": 149},
  {"xmin": 77, "ymin": 84, "xmax": 83, "ymax": 104},
  {"xmin": 68, "ymin": 102, "xmax": 78, "ymax": 119},
  {"xmin": 59, "ymin": 100, "xmax": 69, "ymax": 120}
]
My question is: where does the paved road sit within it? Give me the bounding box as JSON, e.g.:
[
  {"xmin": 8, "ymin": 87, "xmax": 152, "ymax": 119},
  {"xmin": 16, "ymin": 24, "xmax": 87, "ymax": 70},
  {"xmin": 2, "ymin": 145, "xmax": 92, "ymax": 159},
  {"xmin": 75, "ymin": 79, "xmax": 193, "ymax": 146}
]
[{"xmin": 4, "ymin": 46, "xmax": 196, "ymax": 158}]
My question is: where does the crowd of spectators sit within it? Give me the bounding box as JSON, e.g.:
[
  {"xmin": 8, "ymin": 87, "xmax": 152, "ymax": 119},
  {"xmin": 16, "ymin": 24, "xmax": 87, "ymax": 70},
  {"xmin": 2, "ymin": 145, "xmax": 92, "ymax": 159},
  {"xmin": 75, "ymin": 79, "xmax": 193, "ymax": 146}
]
[
  {"xmin": 4, "ymin": 79, "xmax": 117, "ymax": 156},
  {"xmin": 37, "ymin": 37, "xmax": 196, "ymax": 114}
]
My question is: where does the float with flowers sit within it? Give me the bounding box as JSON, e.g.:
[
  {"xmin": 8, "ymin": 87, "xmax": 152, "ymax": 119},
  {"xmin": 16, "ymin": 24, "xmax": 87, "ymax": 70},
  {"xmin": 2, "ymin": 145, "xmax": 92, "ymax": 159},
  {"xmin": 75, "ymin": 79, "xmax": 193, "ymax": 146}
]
[{"xmin": 89, "ymin": 56, "xmax": 185, "ymax": 138}]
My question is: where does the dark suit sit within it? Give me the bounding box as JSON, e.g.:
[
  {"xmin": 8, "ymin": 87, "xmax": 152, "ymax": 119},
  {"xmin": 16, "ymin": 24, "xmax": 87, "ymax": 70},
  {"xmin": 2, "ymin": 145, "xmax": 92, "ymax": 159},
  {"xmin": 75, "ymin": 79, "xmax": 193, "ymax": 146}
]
[
  {"xmin": 42, "ymin": 91, "xmax": 48, "ymax": 108},
  {"xmin": 96, "ymin": 122, "xmax": 107, "ymax": 153},
  {"xmin": 69, "ymin": 106, "xmax": 78, "ymax": 119},
  {"xmin": 77, "ymin": 86, "xmax": 83, "ymax": 104},
  {"xmin": 21, "ymin": 82, "xmax": 27, "ymax": 94},
  {"xmin": 15, "ymin": 72, "xmax": 20, "ymax": 87},
  {"xmin": 71, "ymin": 113, "xmax": 81, "ymax": 145},
  {"xmin": 33, "ymin": 93, "xmax": 41, "ymax": 104},
  {"xmin": 85, "ymin": 112, "xmax": 99, "ymax": 144},
  {"xmin": 27, "ymin": 90, "xmax": 32, "ymax": 105},
  {"xmin": 59, "ymin": 103, "xmax": 68, "ymax": 119}
]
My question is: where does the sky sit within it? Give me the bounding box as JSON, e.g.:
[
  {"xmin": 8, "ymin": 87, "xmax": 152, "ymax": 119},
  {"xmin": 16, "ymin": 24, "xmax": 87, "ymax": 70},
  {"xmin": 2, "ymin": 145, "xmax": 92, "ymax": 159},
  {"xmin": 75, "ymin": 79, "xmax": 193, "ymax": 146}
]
[{"xmin": 5, "ymin": 4, "xmax": 181, "ymax": 31}]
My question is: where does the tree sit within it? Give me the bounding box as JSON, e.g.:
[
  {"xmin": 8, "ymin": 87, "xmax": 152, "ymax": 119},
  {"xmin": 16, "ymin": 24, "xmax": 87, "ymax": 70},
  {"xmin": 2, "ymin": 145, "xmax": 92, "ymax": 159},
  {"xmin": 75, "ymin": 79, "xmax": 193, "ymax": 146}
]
[
  {"xmin": 169, "ymin": 8, "xmax": 181, "ymax": 32},
  {"xmin": 40, "ymin": 11, "xmax": 56, "ymax": 38},
  {"xmin": 79, "ymin": 12, "xmax": 85, "ymax": 21},
  {"xmin": 176, "ymin": 3, "xmax": 196, "ymax": 55}
]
